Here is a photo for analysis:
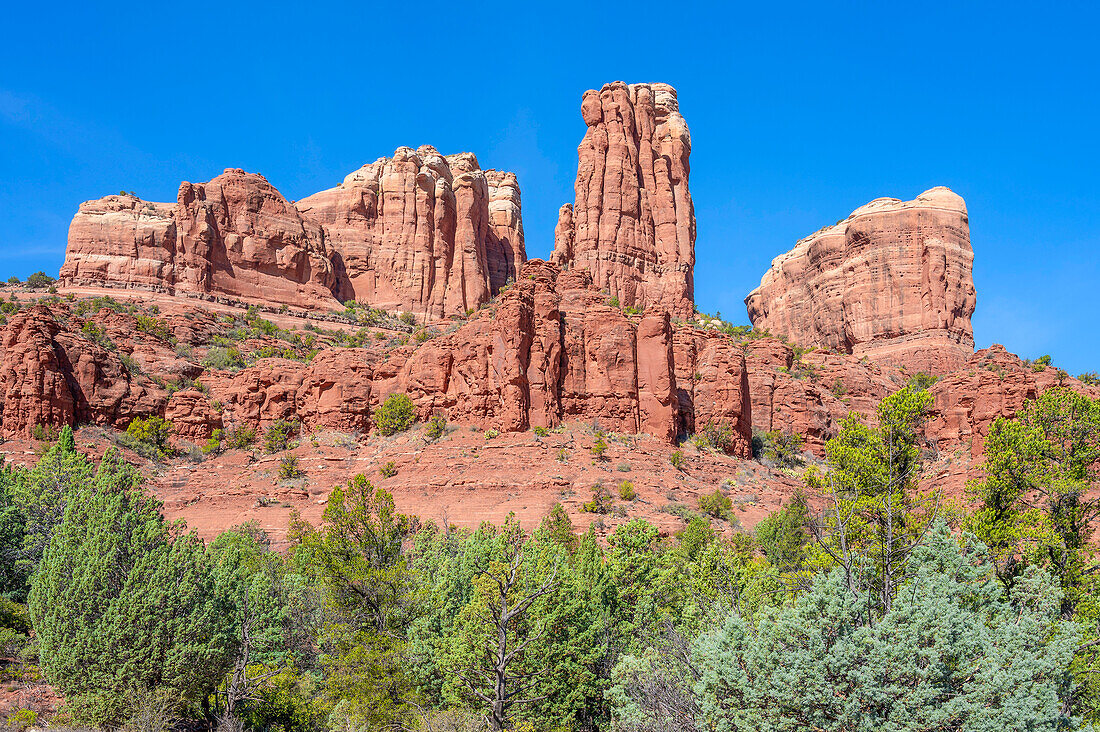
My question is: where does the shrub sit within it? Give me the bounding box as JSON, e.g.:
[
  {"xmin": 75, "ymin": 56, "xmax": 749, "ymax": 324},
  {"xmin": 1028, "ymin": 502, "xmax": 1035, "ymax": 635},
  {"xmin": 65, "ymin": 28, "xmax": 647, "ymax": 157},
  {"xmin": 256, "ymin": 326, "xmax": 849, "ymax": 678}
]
[
  {"xmin": 224, "ymin": 424, "xmax": 257, "ymax": 450},
  {"xmin": 698, "ymin": 489, "xmax": 733, "ymax": 520},
  {"xmin": 581, "ymin": 483, "xmax": 613, "ymax": 514},
  {"xmin": 484, "ymin": 428, "xmax": 501, "ymax": 440},
  {"xmin": 607, "ymin": 295, "xmax": 621, "ymax": 309},
  {"xmin": 125, "ymin": 416, "xmax": 174, "ymax": 456},
  {"xmin": 907, "ymin": 371, "xmax": 939, "ymax": 391},
  {"xmin": 1031, "ymin": 354, "xmax": 1052, "ymax": 372},
  {"xmin": 31, "ymin": 423, "xmax": 59, "ymax": 442},
  {"xmin": 119, "ymin": 352, "xmax": 141, "ymax": 374},
  {"xmin": 201, "ymin": 428, "xmax": 224, "ymax": 455},
  {"xmin": 5, "ymin": 276, "xmax": 19, "ymax": 285},
  {"xmin": 134, "ymin": 314, "xmax": 172, "ymax": 341},
  {"xmin": 753, "ymin": 430, "xmax": 804, "ymax": 468},
  {"xmin": 617, "ymin": 462, "xmax": 631, "ymax": 472},
  {"xmin": 278, "ymin": 455, "xmax": 303, "ymax": 479},
  {"xmin": 379, "ymin": 461, "xmax": 397, "ymax": 478},
  {"xmin": 81, "ymin": 320, "xmax": 112, "ymax": 348},
  {"xmin": 374, "ymin": 393, "xmax": 416, "ymax": 436},
  {"xmin": 591, "ymin": 432, "xmax": 609, "ymax": 460},
  {"xmin": 202, "ymin": 346, "xmax": 244, "ymax": 370},
  {"xmin": 533, "ymin": 426, "xmax": 549, "ymax": 437},
  {"xmin": 617, "ymin": 480, "xmax": 636, "ymax": 501},
  {"xmin": 670, "ymin": 450, "xmax": 685, "ymax": 470},
  {"xmin": 1079, "ymin": 372, "xmax": 1100, "ymax": 386},
  {"xmin": 264, "ymin": 419, "xmax": 299, "ymax": 453},
  {"xmin": 399, "ymin": 312, "xmax": 417, "ymax": 327},
  {"xmin": 697, "ymin": 420, "xmax": 739, "ymax": 454},
  {"xmin": 556, "ymin": 448, "xmax": 568, "ymax": 463},
  {"xmin": 5, "ymin": 709, "xmax": 37, "ymax": 731},
  {"xmin": 25, "ymin": 271, "xmax": 55, "ymax": 289},
  {"xmin": 425, "ymin": 415, "xmax": 447, "ymax": 441}
]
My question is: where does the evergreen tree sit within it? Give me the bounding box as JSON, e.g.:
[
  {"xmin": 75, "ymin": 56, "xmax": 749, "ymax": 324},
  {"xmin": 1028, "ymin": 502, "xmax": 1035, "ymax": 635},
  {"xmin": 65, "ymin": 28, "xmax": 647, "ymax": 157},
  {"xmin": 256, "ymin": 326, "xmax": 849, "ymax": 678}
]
[{"xmin": 28, "ymin": 448, "xmax": 234, "ymax": 726}]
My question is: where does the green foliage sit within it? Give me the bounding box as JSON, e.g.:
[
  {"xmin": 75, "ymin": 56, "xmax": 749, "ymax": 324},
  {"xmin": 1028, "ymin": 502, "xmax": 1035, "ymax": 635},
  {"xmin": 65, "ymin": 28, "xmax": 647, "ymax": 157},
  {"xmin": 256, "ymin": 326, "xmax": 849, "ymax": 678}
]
[
  {"xmin": 582, "ymin": 483, "xmax": 613, "ymax": 514},
  {"xmin": 80, "ymin": 319, "xmax": 112, "ymax": 348},
  {"xmin": 755, "ymin": 490, "xmax": 810, "ymax": 573},
  {"xmin": 379, "ymin": 461, "xmax": 397, "ymax": 478},
  {"xmin": 28, "ymin": 449, "xmax": 234, "ymax": 726},
  {"xmin": 618, "ymin": 480, "xmax": 637, "ymax": 501},
  {"xmin": 278, "ymin": 455, "xmax": 302, "ymax": 479},
  {"xmin": 202, "ymin": 428, "xmax": 224, "ymax": 455},
  {"xmin": 224, "ymin": 424, "xmax": 257, "ymax": 450},
  {"xmin": 425, "ymin": 415, "xmax": 447, "ymax": 441},
  {"xmin": 906, "ymin": 370, "xmax": 939, "ymax": 391},
  {"xmin": 686, "ymin": 521, "xmax": 1078, "ymax": 732},
  {"xmin": 607, "ymin": 295, "xmax": 621, "ymax": 308},
  {"xmin": 697, "ymin": 489, "xmax": 733, "ymax": 521},
  {"xmin": 30, "ymin": 423, "xmax": 58, "ymax": 442},
  {"xmin": 125, "ymin": 416, "xmax": 174, "ymax": 456},
  {"xmin": 1033, "ymin": 354, "xmax": 1053, "ymax": 371},
  {"xmin": 263, "ymin": 418, "xmax": 300, "ymax": 453},
  {"xmin": 752, "ymin": 429, "xmax": 804, "ymax": 468},
  {"xmin": 24, "ymin": 271, "xmax": 54, "ymax": 289},
  {"xmin": 591, "ymin": 431, "xmax": 609, "ymax": 460},
  {"xmin": 134, "ymin": 314, "xmax": 172, "ymax": 341},
  {"xmin": 670, "ymin": 450, "xmax": 685, "ymax": 470},
  {"xmin": 532, "ymin": 426, "xmax": 549, "ymax": 437},
  {"xmin": 374, "ymin": 393, "xmax": 416, "ymax": 436},
  {"xmin": 695, "ymin": 420, "xmax": 740, "ymax": 454},
  {"xmin": 289, "ymin": 477, "xmax": 419, "ymax": 730},
  {"xmin": 202, "ymin": 345, "xmax": 245, "ymax": 370}
]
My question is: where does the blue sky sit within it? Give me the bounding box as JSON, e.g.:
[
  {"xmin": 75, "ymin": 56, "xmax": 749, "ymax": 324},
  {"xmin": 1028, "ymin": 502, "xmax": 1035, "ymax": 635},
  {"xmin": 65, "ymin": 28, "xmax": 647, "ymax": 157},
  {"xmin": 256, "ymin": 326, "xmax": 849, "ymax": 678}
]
[{"xmin": 2, "ymin": 1, "xmax": 1097, "ymax": 374}]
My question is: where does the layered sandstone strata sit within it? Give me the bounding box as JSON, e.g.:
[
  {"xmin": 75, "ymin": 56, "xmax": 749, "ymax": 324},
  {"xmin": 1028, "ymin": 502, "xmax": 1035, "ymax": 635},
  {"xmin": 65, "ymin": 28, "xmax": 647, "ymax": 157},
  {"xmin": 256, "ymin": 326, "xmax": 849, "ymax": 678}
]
[
  {"xmin": 61, "ymin": 148, "xmax": 525, "ymax": 318},
  {"xmin": 745, "ymin": 187, "xmax": 976, "ymax": 374},
  {"xmin": 155, "ymin": 261, "xmax": 751, "ymax": 455},
  {"xmin": 552, "ymin": 81, "xmax": 696, "ymax": 319}
]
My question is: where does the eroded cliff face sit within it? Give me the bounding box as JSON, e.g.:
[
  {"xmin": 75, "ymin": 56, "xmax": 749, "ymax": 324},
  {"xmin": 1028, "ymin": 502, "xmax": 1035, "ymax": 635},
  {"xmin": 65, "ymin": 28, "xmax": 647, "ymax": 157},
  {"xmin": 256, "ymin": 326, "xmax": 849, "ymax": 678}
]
[
  {"xmin": 61, "ymin": 149, "xmax": 525, "ymax": 319},
  {"xmin": 745, "ymin": 187, "xmax": 976, "ymax": 374},
  {"xmin": 552, "ymin": 81, "xmax": 696, "ymax": 319}
]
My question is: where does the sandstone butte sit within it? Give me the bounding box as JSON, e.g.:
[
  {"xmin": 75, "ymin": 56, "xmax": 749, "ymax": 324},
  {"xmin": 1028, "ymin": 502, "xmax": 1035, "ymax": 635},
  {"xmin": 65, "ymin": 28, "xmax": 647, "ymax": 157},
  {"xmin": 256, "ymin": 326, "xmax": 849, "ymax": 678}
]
[
  {"xmin": 3, "ymin": 79, "xmax": 1094, "ymax": 541},
  {"xmin": 60, "ymin": 146, "xmax": 525, "ymax": 320},
  {"xmin": 745, "ymin": 186, "xmax": 977, "ymax": 375}
]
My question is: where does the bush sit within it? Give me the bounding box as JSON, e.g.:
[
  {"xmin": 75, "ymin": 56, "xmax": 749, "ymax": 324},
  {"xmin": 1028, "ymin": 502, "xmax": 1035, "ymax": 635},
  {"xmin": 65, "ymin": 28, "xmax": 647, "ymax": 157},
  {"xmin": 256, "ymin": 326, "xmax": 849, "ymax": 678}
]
[
  {"xmin": 484, "ymin": 428, "xmax": 500, "ymax": 440},
  {"xmin": 698, "ymin": 489, "xmax": 733, "ymax": 520},
  {"xmin": 202, "ymin": 428, "xmax": 224, "ymax": 455},
  {"xmin": 617, "ymin": 481, "xmax": 636, "ymax": 501},
  {"xmin": 31, "ymin": 423, "xmax": 59, "ymax": 442},
  {"xmin": 1031, "ymin": 354, "xmax": 1052, "ymax": 372},
  {"xmin": 556, "ymin": 448, "xmax": 568, "ymax": 463},
  {"xmin": 81, "ymin": 320, "xmax": 112, "ymax": 348},
  {"xmin": 379, "ymin": 461, "xmax": 397, "ymax": 478},
  {"xmin": 697, "ymin": 420, "xmax": 739, "ymax": 454},
  {"xmin": 5, "ymin": 276, "xmax": 19, "ymax": 285},
  {"xmin": 425, "ymin": 415, "xmax": 447, "ymax": 441},
  {"xmin": 278, "ymin": 455, "xmax": 303, "ymax": 479},
  {"xmin": 134, "ymin": 314, "xmax": 172, "ymax": 341},
  {"xmin": 907, "ymin": 371, "xmax": 939, "ymax": 391},
  {"xmin": 581, "ymin": 483, "xmax": 613, "ymax": 514},
  {"xmin": 591, "ymin": 432, "xmax": 609, "ymax": 460},
  {"xmin": 125, "ymin": 416, "xmax": 174, "ymax": 458},
  {"xmin": 5, "ymin": 709, "xmax": 37, "ymax": 732},
  {"xmin": 753, "ymin": 430, "xmax": 804, "ymax": 468},
  {"xmin": 224, "ymin": 424, "xmax": 257, "ymax": 450},
  {"xmin": 617, "ymin": 462, "xmax": 631, "ymax": 472},
  {"xmin": 264, "ymin": 419, "xmax": 299, "ymax": 453},
  {"xmin": 24, "ymin": 271, "xmax": 55, "ymax": 289},
  {"xmin": 374, "ymin": 394, "xmax": 416, "ymax": 436},
  {"xmin": 670, "ymin": 450, "xmax": 685, "ymax": 470},
  {"xmin": 119, "ymin": 352, "xmax": 141, "ymax": 374},
  {"xmin": 202, "ymin": 346, "xmax": 245, "ymax": 370}
]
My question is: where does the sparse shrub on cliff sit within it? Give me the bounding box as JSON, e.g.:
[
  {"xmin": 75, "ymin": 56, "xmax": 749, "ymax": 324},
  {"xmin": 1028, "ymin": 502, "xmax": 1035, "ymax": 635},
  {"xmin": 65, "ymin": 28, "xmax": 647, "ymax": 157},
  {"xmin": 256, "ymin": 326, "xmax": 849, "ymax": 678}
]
[
  {"xmin": 5, "ymin": 276, "xmax": 19, "ymax": 285},
  {"xmin": 907, "ymin": 371, "xmax": 939, "ymax": 392},
  {"xmin": 224, "ymin": 424, "xmax": 257, "ymax": 450},
  {"xmin": 670, "ymin": 450, "xmax": 685, "ymax": 470},
  {"xmin": 134, "ymin": 314, "xmax": 173, "ymax": 341},
  {"xmin": 607, "ymin": 295, "xmax": 620, "ymax": 309},
  {"xmin": 80, "ymin": 320, "xmax": 113, "ymax": 349},
  {"xmin": 556, "ymin": 448, "xmax": 568, "ymax": 463},
  {"xmin": 1031, "ymin": 354, "xmax": 1052, "ymax": 372},
  {"xmin": 425, "ymin": 415, "xmax": 447, "ymax": 441},
  {"xmin": 582, "ymin": 483, "xmax": 613, "ymax": 514},
  {"xmin": 374, "ymin": 393, "xmax": 416, "ymax": 436},
  {"xmin": 379, "ymin": 461, "xmax": 397, "ymax": 478},
  {"xmin": 278, "ymin": 455, "xmax": 303, "ymax": 479},
  {"xmin": 753, "ymin": 429, "xmax": 804, "ymax": 469},
  {"xmin": 698, "ymin": 489, "xmax": 733, "ymax": 521},
  {"xmin": 119, "ymin": 352, "xmax": 141, "ymax": 374},
  {"xmin": 264, "ymin": 419, "xmax": 300, "ymax": 453},
  {"xmin": 399, "ymin": 311, "xmax": 418, "ymax": 327},
  {"xmin": 695, "ymin": 420, "xmax": 739, "ymax": 455},
  {"xmin": 31, "ymin": 423, "xmax": 59, "ymax": 442},
  {"xmin": 123, "ymin": 416, "xmax": 174, "ymax": 459},
  {"xmin": 532, "ymin": 426, "xmax": 549, "ymax": 437},
  {"xmin": 617, "ymin": 481, "xmax": 636, "ymax": 501},
  {"xmin": 484, "ymin": 428, "xmax": 500, "ymax": 440},
  {"xmin": 202, "ymin": 428, "xmax": 224, "ymax": 455},
  {"xmin": 1080, "ymin": 372, "xmax": 1100, "ymax": 386},
  {"xmin": 202, "ymin": 346, "xmax": 245, "ymax": 370}
]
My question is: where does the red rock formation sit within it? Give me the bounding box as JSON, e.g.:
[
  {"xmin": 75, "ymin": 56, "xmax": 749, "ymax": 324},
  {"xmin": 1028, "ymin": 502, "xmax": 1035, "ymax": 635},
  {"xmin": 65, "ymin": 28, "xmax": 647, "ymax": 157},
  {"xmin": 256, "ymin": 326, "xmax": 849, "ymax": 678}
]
[
  {"xmin": 552, "ymin": 82, "xmax": 695, "ymax": 319},
  {"xmin": 926, "ymin": 345, "xmax": 1100, "ymax": 458},
  {"xmin": 745, "ymin": 187, "xmax": 976, "ymax": 374},
  {"xmin": 0, "ymin": 305, "xmax": 165, "ymax": 436},
  {"xmin": 154, "ymin": 261, "xmax": 751, "ymax": 455},
  {"xmin": 297, "ymin": 146, "xmax": 525, "ymax": 318},
  {"xmin": 62, "ymin": 150, "xmax": 525, "ymax": 319}
]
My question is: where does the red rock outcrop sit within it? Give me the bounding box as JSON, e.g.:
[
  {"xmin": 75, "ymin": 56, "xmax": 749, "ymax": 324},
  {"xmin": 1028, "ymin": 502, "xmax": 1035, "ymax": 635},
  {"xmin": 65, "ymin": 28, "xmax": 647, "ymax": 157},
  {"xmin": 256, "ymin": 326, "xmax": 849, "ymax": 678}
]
[
  {"xmin": 552, "ymin": 82, "xmax": 695, "ymax": 319},
  {"xmin": 0, "ymin": 305, "xmax": 166, "ymax": 436},
  {"xmin": 926, "ymin": 345, "xmax": 1100, "ymax": 458},
  {"xmin": 745, "ymin": 187, "xmax": 976, "ymax": 374},
  {"xmin": 297, "ymin": 146, "xmax": 525, "ymax": 318},
  {"xmin": 62, "ymin": 150, "xmax": 525, "ymax": 319},
  {"xmin": 158, "ymin": 261, "xmax": 751, "ymax": 455}
]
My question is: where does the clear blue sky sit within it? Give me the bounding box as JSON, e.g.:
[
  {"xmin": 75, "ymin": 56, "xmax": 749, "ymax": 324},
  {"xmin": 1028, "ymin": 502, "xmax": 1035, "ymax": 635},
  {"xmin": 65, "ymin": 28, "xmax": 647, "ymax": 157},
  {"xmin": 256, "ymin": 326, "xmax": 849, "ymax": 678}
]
[{"xmin": 2, "ymin": 1, "xmax": 1097, "ymax": 374}]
